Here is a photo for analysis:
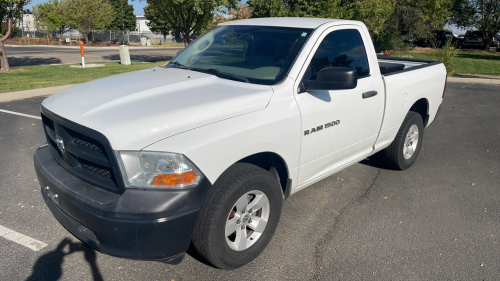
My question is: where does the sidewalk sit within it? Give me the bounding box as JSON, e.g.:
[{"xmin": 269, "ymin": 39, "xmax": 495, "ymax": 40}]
[
  {"xmin": 0, "ymin": 76, "xmax": 498, "ymax": 104},
  {"xmin": 0, "ymin": 84, "xmax": 78, "ymax": 103}
]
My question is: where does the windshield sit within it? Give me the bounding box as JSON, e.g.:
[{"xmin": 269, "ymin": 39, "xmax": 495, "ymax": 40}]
[{"xmin": 167, "ymin": 25, "xmax": 313, "ymax": 85}]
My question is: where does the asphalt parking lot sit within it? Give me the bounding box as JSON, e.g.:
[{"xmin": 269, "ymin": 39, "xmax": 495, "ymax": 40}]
[{"xmin": 0, "ymin": 82, "xmax": 499, "ymax": 280}]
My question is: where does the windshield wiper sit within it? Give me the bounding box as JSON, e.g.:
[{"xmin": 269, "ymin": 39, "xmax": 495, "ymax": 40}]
[
  {"xmin": 169, "ymin": 61, "xmax": 191, "ymax": 70},
  {"xmin": 194, "ymin": 68, "xmax": 249, "ymax": 83},
  {"xmin": 169, "ymin": 64, "xmax": 249, "ymax": 83}
]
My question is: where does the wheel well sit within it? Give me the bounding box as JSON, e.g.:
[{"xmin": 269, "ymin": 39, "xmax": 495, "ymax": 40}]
[
  {"xmin": 409, "ymin": 98, "xmax": 429, "ymax": 126},
  {"xmin": 237, "ymin": 152, "xmax": 289, "ymax": 195}
]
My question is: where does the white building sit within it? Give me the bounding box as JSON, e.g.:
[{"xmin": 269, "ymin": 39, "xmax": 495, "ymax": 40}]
[
  {"xmin": 135, "ymin": 15, "xmax": 151, "ymax": 33},
  {"xmin": 17, "ymin": 13, "xmax": 36, "ymax": 32}
]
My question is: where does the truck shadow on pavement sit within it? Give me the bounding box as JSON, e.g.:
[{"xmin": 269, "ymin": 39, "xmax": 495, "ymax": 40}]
[
  {"xmin": 26, "ymin": 238, "xmax": 103, "ymax": 281},
  {"xmin": 6, "ymin": 57, "xmax": 62, "ymax": 67},
  {"xmin": 359, "ymin": 152, "xmax": 395, "ymax": 170}
]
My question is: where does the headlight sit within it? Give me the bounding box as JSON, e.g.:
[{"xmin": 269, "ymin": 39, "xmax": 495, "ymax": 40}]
[{"xmin": 115, "ymin": 151, "xmax": 202, "ymax": 189}]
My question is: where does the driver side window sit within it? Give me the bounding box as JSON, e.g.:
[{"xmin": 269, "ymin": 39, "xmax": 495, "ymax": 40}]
[{"xmin": 307, "ymin": 29, "xmax": 370, "ymax": 80}]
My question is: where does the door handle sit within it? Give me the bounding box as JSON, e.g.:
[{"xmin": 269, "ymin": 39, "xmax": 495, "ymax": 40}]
[{"xmin": 362, "ymin": 91, "xmax": 378, "ymax": 99}]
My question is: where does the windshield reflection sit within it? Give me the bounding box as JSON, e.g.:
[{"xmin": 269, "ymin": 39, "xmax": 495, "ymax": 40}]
[{"xmin": 168, "ymin": 25, "xmax": 312, "ymax": 85}]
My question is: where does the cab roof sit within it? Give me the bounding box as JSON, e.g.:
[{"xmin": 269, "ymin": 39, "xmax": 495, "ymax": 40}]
[{"xmin": 219, "ymin": 17, "xmax": 358, "ymax": 29}]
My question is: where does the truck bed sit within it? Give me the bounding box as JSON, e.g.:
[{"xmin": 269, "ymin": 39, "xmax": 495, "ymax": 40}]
[
  {"xmin": 377, "ymin": 57, "xmax": 441, "ymax": 76},
  {"xmin": 373, "ymin": 56, "xmax": 446, "ymax": 153}
]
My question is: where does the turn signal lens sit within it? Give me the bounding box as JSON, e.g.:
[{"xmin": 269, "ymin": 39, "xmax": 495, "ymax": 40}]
[{"xmin": 152, "ymin": 171, "xmax": 198, "ymax": 186}]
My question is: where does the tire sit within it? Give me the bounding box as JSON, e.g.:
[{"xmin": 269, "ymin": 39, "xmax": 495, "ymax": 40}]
[
  {"xmin": 381, "ymin": 111, "xmax": 424, "ymax": 170},
  {"xmin": 192, "ymin": 163, "xmax": 283, "ymax": 269}
]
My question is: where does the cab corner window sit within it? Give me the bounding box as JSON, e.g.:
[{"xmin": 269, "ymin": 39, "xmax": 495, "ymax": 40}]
[{"xmin": 308, "ymin": 29, "xmax": 370, "ymax": 81}]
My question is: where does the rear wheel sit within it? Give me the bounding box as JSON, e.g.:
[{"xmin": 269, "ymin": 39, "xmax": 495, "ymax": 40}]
[
  {"xmin": 192, "ymin": 163, "xmax": 283, "ymax": 269},
  {"xmin": 381, "ymin": 111, "xmax": 424, "ymax": 170}
]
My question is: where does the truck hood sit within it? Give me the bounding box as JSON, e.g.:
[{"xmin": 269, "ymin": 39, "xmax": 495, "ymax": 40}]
[{"xmin": 42, "ymin": 67, "xmax": 274, "ymax": 150}]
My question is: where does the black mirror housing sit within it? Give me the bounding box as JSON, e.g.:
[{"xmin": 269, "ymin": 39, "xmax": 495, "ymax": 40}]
[{"xmin": 305, "ymin": 67, "xmax": 358, "ymax": 91}]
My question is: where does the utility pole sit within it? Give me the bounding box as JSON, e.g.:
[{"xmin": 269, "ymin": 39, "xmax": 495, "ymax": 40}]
[{"xmin": 121, "ymin": 3, "xmax": 125, "ymax": 43}]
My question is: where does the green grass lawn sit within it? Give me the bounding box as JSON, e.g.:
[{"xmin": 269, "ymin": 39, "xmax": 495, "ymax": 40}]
[
  {"xmin": 0, "ymin": 61, "xmax": 168, "ymax": 93},
  {"xmin": 393, "ymin": 50, "xmax": 500, "ymax": 76}
]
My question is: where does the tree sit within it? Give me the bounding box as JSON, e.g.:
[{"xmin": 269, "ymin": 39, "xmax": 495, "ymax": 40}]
[
  {"xmin": 248, "ymin": 0, "xmax": 351, "ymax": 18},
  {"xmin": 248, "ymin": 0, "xmax": 453, "ymax": 51},
  {"xmin": 144, "ymin": 4, "xmax": 171, "ymax": 40},
  {"xmin": 145, "ymin": 0, "xmax": 238, "ymax": 46},
  {"xmin": 33, "ymin": 0, "xmax": 67, "ymax": 42},
  {"xmin": 64, "ymin": 0, "xmax": 115, "ymax": 41},
  {"xmin": 358, "ymin": 0, "xmax": 452, "ymax": 51},
  {"xmin": 107, "ymin": 0, "xmax": 135, "ymax": 31},
  {"xmin": 352, "ymin": 0, "xmax": 395, "ymax": 36},
  {"xmin": 248, "ymin": 0, "xmax": 287, "ymax": 17},
  {"xmin": 452, "ymin": 0, "xmax": 500, "ymax": 49},
  {"xmin": 1, "ymin": 0, "xmax": 30, "ymax": 72},
  {"xmin": 228, "ymin": 3, "xmax": 251, "ymax": 19},
  {"xmin": 389, "ymin": 0, "xmax": 452, "ymax": 40}
]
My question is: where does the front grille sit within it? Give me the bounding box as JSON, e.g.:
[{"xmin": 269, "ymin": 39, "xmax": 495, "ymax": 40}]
[
  {"xmin": 68, "ymin": 129, "xmax": 104, "ymax": 153},
  {"xmin": 80, "ymin": 158, "xmax": 112, "ymax": 179},
  {"xmin": 41, "ymin": 109, "xmax": 122, "ymax": 192}
]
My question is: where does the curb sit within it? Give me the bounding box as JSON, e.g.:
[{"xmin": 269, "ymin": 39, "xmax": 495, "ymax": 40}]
[{"xmin": 447, "ymin": 77, "xmax": 500, "ymax": 85}]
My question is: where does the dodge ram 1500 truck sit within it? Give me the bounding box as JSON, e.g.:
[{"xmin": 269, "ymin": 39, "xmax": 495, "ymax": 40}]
[{"xmin": 34, "ymin": 18, "xmax": 447, "ymax": 269}]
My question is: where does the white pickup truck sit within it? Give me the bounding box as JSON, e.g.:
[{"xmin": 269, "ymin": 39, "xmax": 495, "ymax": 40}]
[{"xmin": 34, "ymin": 18, "xmax": 446, "ymax": 269}]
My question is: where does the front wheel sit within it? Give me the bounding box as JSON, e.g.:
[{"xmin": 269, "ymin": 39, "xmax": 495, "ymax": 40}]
[
  {"xmin": 192, "ymin": 163, "xmax": 283, "ymax": 269},
  {"xmin": 381, "ymin": 111, "xmax": 424, "ymax": 170}
]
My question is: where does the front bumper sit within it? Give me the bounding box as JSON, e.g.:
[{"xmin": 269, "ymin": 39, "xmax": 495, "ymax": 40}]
[{"xmin": 34, "ymin": 145, "xmax": 212, "ymax": 261}]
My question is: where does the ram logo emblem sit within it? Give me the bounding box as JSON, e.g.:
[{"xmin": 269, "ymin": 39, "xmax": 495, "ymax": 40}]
[
  {"xmin": 304, "ymin": 120, "xmax": 340, "ymax": 136},
  {"xmin": 55, "ymin": 136, "xmax": 65, "ymax": 153}
]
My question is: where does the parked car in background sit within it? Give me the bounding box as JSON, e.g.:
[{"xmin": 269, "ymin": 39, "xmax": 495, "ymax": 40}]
[
  {"xmin": 462, "ymin": 30, "xmax": 486, "ymax": 49},
  {"xmin": 416, "ymin": 30, "xmax": 463, "ymax": 48}
]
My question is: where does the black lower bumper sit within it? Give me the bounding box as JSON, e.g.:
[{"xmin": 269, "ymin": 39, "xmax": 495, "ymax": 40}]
[{"xmin": 34, "ymin": 146, "xmax": 210, "ymax": 261}]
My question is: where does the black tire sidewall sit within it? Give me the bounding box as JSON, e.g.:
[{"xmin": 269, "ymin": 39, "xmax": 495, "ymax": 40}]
[
  {"xmin": 396, "ymin": 113, "xmax": 424, "ymax": 170},
  {"xmin": 212, "ymin": 173, "xmax": 282, "ymax": 268}
]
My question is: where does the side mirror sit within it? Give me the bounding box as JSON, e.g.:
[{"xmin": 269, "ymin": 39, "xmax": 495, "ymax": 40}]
[{"xmin": 305, "ymin": 67, "xmax": 357, "ymax": 91}]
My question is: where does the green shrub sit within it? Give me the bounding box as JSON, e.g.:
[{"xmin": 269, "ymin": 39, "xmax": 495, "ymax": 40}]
[
  {"xmin": 434, "ymin": 39, "xmax": 458, "ymax": 76},
  {"xmin": 373, "ymin": 31, "xmax": 413, "ymax": 52}
]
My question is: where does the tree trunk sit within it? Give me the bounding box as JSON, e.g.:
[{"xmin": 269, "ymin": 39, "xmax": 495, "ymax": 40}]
[
  {"xmin": 0, "ymin": 19, "xmax": 13, "ymax": 73},
  {"xmin": 0, "ymin": 41, "xmax": 11, "ymax": 73}
]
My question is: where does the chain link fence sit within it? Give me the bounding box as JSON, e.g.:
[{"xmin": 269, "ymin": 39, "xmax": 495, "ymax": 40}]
[
  {"xmin": 90, "ymin": 30, "xmax": 183, "ymax": 44},
  {"xmin": 19, "ymin": 29, "xmax": 183, "ymax": 45}
]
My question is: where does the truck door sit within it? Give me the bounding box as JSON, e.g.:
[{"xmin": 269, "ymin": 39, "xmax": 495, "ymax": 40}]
[{"xmin": 295, "ymin": 26, "xmax": 384, "ymax": 186}]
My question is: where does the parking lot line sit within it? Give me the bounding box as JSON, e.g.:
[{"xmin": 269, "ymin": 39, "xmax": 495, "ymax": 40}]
[
  {"xmin": 0, "ymin": 224, "xmax": 48, "ymax": 251},
  {"xmin": 0, "ymin": 109, "xmax": 41, "ymax": 120}
]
